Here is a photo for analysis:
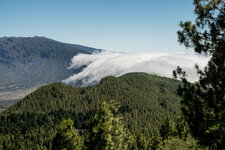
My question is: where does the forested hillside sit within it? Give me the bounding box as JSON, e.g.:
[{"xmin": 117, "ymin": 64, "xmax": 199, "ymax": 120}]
[{"xmin": 0, "ymin": 73, "xmax": 184, "ymax": 149}]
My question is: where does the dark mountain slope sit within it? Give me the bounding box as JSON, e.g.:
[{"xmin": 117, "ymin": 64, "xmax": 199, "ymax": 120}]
[
  {"xmin": 0, "ymin": 36, "xmax": 100, "ymax": 104},
  {"xmin": 0, "ymin": 73, "xmax": 181, "ymax": 149},
  {"xmin": 69, "ymin": 43, "xmax": 103, "ymax": 53},
  {"xmin": 0, "ymin": 36, "xmax": 89, "ymax": 88}
]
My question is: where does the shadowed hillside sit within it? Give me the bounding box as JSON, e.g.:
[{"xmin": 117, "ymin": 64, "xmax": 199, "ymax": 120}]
[{"xmin": 0, "ymin": 36, "xmax": 101, "ymax": 105}]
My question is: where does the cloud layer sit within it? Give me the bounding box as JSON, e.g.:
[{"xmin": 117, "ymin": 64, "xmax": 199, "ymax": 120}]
[{"xmin": 63, "ymin": 51, "xmax": 209, "ymax": 86}]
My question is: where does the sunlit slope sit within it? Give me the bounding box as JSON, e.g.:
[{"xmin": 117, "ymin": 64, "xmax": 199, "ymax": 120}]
[{"xmin": 0, "ymin": 72, "xmax": 181, "ymax": 149}]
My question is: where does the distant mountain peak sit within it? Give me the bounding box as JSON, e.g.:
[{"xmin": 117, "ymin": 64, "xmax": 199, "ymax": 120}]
[{"xmin": 0, "ymin": 36, "xmax": 103, "ymax": 103}]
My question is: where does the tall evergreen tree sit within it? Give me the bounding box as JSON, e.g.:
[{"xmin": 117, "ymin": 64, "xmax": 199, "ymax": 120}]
[
  {"xmin": 52, "ymin": 119, "xmax": 82, "ymax": 150},
  {"xmin": 173, "ymin": 0, "xmax": 225, "ymax": 149},
  {"xmin": 85, "ymin": 100, "xmax": 137, "ymax": 150},
  {"xmin": 160, "ymin": 117, "xmax": 177, "ymax": 140}
]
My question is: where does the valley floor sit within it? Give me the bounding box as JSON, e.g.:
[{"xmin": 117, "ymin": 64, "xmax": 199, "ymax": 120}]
[{"xmin": 0, "ymin": 86, "xmax": 38, "ymax": 106}]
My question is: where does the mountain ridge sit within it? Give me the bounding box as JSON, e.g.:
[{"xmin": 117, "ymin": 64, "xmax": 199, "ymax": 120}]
[
  {"xmin": 0, "ymin": 72, "xmax": 182, "ymax": 149},
  {"xmin": 0, "ymin": 36, "xmax": 101, "ymax": 105}
]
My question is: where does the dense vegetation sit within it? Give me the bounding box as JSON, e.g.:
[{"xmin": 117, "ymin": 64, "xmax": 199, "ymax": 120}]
[
  {"xmin": 0, "ymin": 73, "xmax": 192, "ymax": 149},
  {"xmin": 52, "ymin": 100, "xmax": 199, "ymax": 150},
  {"xmin": 84, "ymin": 100, "xmax": 136, "ymax": 150},
  {"xmin": 174, "ymin": 0, "xmax": 225, "ymax": 149},
  {"xmin": 52, "ymin": 118, "xmax": 82, "ymax": 150}
]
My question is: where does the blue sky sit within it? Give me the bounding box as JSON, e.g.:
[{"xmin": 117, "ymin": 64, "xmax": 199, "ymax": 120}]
[{"xmin": 0, "ymin": 0, "xmax": 195, "ymax": 52}]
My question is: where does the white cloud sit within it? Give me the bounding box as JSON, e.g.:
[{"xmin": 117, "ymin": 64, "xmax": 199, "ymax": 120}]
[{"xmin": 63, "ymin": 51, "xmax": 210, "ymax": 86}]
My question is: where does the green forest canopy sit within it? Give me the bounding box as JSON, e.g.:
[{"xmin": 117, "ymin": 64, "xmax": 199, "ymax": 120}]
[{"xmin": 0, "ymin": 73, "xmax": 183, "ymax": 149}]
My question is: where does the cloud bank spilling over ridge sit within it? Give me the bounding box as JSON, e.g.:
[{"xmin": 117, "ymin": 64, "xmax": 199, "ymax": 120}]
[{"xmin": 63, "ymin": 52, "xmax": 210, "ymax": 86}]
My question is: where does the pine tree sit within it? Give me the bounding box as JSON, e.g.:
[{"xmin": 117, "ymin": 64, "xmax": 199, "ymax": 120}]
[
  {"xmin": 173, "ymin": 0, "xmax": 225, "ymax": 149},
  {"xmin": 160, "ymin": 117, "xmax": 177, "ymax": 140},
  {"xmin": 52, "ymin": 119, "xmax": 82, "ymax": 150},
  {"xmin": 176, "ymin": 116, "xmax": 190, "ymax": 140},
  {"xmin": 85, "ymin": 100, "xmax": 137, "ymax": 150}
]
